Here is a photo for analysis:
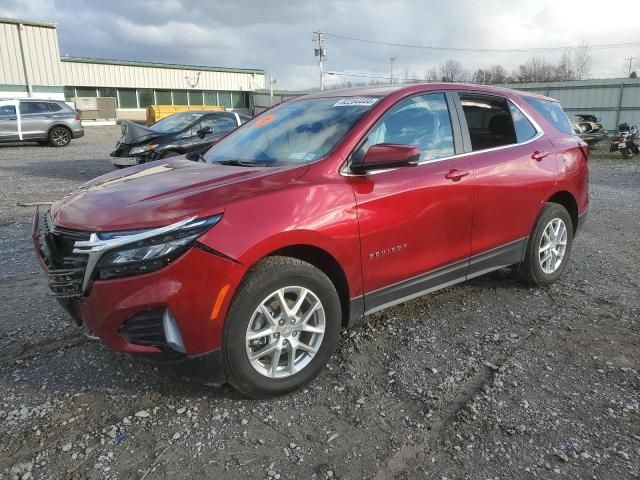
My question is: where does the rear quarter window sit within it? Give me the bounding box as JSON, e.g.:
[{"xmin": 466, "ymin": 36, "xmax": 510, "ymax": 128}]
[{"xmin": 524, "ymin": 97, "xmax": 574, "ymax": 135}]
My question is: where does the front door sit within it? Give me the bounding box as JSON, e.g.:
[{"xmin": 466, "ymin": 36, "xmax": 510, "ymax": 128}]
[
  {"xmin": 0, "ymin": 101, "xmax": 19, "ymax": 142},
  {"xmin": 349, "ymin": 92, "xmax": 475, "ymax": 313}
]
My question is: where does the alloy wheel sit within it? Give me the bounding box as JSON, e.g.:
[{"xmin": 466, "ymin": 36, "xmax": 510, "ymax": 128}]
[
  {"xmin": 538, "ymin": 218, "xmax": 568, "ymax": 274},
  {"xmin": 245, "ymin": 286, "xmax": 325, "ymax": 379},
  {"xmin": 52, "ymin": 128, "xmax": 70, "ymax": 146}
]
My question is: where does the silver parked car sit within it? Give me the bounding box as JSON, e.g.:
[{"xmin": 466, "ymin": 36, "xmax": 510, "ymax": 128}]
[{"xmin": 0, "ymin": 98, "xmax": 84, "ymax": 147}]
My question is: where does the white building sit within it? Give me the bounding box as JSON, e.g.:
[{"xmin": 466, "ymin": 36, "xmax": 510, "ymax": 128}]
[{"xmin": 0, "ymin": 17, "xmax": 265, "ymax": 118}]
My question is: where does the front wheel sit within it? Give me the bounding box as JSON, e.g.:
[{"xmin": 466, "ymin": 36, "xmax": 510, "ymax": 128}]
[
  {"xmin": 515, "ymin": 203, "xmax": 573, "ymax": 286},
  {"xmin": 223, "ymin": 257, "xmax": 341, "ymax": 398}
]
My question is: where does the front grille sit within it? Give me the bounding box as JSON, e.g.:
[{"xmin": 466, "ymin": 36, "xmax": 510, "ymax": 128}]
[
  {"xmin": 120, "ymin": 309, "xmax": 167, "ymax": 346},
  {"xmin": 40, "ymin": 213, "xmax": 90, "ymax": 297}
]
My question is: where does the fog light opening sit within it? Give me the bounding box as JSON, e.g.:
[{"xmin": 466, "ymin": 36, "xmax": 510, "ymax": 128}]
[{"xmin": 163, "ymin": 309, "xmax": 186, "ymax": 354}]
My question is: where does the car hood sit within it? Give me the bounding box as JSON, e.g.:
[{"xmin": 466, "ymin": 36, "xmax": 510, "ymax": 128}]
[
  {"xmin": 51, "ymin": 158, "xmax": 309, "ymax": 232},
  {"xmin": 120, "ymin": 121, "xmax": 162, "ymax": 145}
]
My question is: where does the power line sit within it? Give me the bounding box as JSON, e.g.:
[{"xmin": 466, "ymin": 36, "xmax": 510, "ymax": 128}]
[{"xmin": 324, "ymin": 32, "xmax": 640, "ymax": 53}]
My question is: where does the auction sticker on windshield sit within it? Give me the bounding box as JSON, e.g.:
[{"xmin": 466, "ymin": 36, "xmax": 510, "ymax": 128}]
[{"xmin": 333, "ymin": 97, "xmax": 379, "ymax": 107}]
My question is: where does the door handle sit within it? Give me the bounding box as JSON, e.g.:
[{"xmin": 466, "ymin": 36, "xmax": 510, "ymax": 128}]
[
  {"xmin": 445, "ymin": 169, "xmax": 470, "ymax": 181},
  {"xmin": 532, "ymin": 150, "xmax": 549, "ymax": 161}
]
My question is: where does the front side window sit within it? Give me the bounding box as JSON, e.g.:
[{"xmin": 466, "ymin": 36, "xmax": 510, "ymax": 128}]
[
  {"xmin": 19, "ymin": 102, "xmax": 51, "ymax": 115},
  {"xmin": 365, "ymin": 93, "xmax": 454, "ymax": 162},
  {"xmin": 204, "ymin": 96, "xmax": 377, "ymax": 166},
  {"xmin": 460, "ymin": 94, "xmax": 517, "ymax": 151},
  {"xmin": 198, "ymin": 115, "xmax": 237, "ymax": 134},
  {"xmin": 525, "ymin": 97, "xmax": 574, "ymax": 135}
]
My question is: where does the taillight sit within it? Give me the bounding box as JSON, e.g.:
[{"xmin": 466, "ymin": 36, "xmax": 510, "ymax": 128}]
[{"xmin": 75, "ymin": 114, "xmax": 81, "ymax": 120}]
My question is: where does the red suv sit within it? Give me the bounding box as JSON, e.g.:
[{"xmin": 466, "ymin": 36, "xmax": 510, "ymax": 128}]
[{"xmin": 33, "ymin": 84, "xmax": 588, "ymax": 397}]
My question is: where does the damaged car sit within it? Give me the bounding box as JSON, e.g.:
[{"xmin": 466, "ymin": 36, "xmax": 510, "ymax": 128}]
[
  {"xmin": 110, "ymin": 111, "xmax": 248, "ymax": 167},
  {"xmin": 572, "ymin": 113, "xmax": 607, "ymax": 146}
]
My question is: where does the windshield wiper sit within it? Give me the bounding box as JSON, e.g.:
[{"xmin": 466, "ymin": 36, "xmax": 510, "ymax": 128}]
[{"xmin": 215, "ymin": 159, "xmax": 263, "ymax": 167}]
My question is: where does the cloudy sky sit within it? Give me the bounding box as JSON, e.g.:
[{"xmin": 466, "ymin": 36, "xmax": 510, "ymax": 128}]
[{"xmin": 1, "ymin": 0, "xmax": 639, "ymax": 90}]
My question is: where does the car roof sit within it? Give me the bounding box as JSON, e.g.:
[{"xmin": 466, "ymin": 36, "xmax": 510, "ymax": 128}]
[{"xmin": 303, "ymin": 82, "xmax": 557, "ymax": 103}]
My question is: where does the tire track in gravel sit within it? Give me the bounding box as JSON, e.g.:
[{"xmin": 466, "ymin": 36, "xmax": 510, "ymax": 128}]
[{"xmin": 373, "ymin": 329, "xmax": 537, "ymax": 480}]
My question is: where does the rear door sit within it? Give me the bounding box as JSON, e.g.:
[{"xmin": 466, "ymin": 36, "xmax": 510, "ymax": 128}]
[
  {"xmin": 19, "ymin": 101, "xmax": 54, "ymax": 140},
  {"xmin": 350, "ymin": 92, "xmax": 475, "ymax": 313},
  {"xmin": 0, "ymin": 101, "xmax": 19, "ymax": 142},
  {"xmin": 454, "ymin": 92, "xmax": 557, "ymax": 277}
]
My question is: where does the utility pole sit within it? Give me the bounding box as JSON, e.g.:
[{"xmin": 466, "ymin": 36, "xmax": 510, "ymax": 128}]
[
  {"xmin": 389, "ymin": 57, "xmax": 397, "ymax": 84},
  {"xmin": 625, "ymin": 57, "xmax": 637, "ymax": 76},
  {"xmin": 269, "ymin": 76, "xmax": 276, "ymax": 106},
  {"xmin": 314, "ymin": 31, "xmax": 327, "ymax": 91}
]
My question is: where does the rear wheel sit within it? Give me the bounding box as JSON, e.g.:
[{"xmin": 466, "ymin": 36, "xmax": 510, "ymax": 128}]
[
  {"xmin": 515, "ymin": 203, "xmax": 573, "ymax": 286},
  {"xmin": 223, "ymin": 256, "xmax": 341, "ymax": 398},
  {"xmin": 48, "ymin": 126, "xmax": 72, "ymax": 147}
]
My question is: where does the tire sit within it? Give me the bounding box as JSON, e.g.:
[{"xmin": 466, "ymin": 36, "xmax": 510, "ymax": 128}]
[
  {"xmin": 515, "ymin": 203, "xmax": 573, "ymax": 286},
  {"xmin": 48, "ymin": 126, "xmax": 72, "ymax": 147},
  {"xmin": 160, "ymin": 150, "xmax": 180, "ymax": 159},
  {"xmin": 223, "ymin": 256, "xmax": 341, "ymax": 398}
]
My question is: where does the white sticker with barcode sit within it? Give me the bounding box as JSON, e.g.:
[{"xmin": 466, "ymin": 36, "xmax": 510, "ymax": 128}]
[{"xmin": 333, "ymin": 97, "xmax": 379, "ymax": 107}]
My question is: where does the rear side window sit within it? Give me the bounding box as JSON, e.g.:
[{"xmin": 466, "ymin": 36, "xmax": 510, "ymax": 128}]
[
  {"xmin": 524, "ymin": 97, "xmax": 573, "ymax": 135},
  {"xmin": 19, "ymin": 102, "xmax": 51, "ymax": 114},
  {"xmin": 460, "ymin": 94, "xmax": 517, "ymax": 151},
  {"xmin": 508, "ymin": 102, "xmax": 537, "ymax": 142},
  {"xmin": 48, "ymin": 103, "xmax": 63, "ymax": 112}
]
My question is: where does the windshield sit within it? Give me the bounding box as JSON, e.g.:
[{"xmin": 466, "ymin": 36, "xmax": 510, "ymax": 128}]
[
  {"xmin": 150, "ymin": 112, "xmax": 205, "ymax": 133},
  {"xmin": 203, "ymin": 96, "xmax": 378, "ymax": 166}
]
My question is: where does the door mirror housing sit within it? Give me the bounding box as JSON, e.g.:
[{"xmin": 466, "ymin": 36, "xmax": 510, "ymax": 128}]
[
  {"xmin": 351, "ymin": 144, "xmax": 421, "ymax": 172},
  {"xmin": 197, "ymin": 126, "xmax": 213, "ymax": 138}
]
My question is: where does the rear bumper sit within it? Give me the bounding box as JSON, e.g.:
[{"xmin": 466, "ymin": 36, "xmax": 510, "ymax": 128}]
[{"xmin": 72, "ymin": 128, "xmax": 84, "ymax": 139}]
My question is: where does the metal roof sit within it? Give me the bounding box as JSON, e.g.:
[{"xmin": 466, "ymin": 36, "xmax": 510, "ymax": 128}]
[
  {"xmin": 0, "ymin": 17, "xmax": 57, "ymax": 29},
  {"xmin": 60, "ymin": 56, "xmax": 264, "ymax": 75}
]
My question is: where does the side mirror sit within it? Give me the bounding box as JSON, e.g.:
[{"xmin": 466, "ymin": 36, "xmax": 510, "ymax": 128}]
[
  {"xmin": 351, "ymin": 144, "xmax": 421, "ymax": 172},
  {"xmin": 197, "ymin": 126, "xmax": 213, "ymax": 138}
]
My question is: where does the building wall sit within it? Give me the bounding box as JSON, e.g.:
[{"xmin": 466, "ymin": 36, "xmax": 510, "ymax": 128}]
[
  {"xmin": 0, "ymin": 19, "xmax": 63, "ymax": 87},
  {"xmin": 60, "ymin": 59, "xmax": 264, "ymax": 91},
  {"xmin": 0, "ymin": 18, "xmax": 264, "ymax": 116}
]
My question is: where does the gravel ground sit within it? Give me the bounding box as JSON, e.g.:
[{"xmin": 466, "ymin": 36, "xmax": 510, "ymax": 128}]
[{"xmin": 0, "ymin": 127, "xmax": 638, "ymax": 480}]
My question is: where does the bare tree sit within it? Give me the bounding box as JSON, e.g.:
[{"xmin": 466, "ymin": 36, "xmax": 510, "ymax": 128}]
[
  {"xmin": 572, "ymin": 42, "xmax": 592, "ymax": 80},
  {"xmin": 517, "ymin": 57, "xmax": 557, "ymax": 82},
  {"xmin": 425, "ymin": 67, "xmax": 440, "ymax": 82},
  {"xmin": 439, "ymin": 59, "xmax": 466, "ymax": 82},
  {"xmin": 490, "ymin": 65, "xmax": 508, "ymax": 84}
]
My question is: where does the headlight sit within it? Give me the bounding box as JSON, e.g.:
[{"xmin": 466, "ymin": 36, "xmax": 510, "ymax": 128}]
[
  {"xmin": 93, "ymin": 214, "xmax": 221, "ymax": 280},
  {"xmin": 129, "ymin": 144, "xmax": 159, "ymax": 155}
]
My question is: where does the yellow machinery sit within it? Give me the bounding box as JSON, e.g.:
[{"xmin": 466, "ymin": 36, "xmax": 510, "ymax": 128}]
[{"xmin": 146, "ymin": 105, "xmax": 225, "ymax": 124}]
